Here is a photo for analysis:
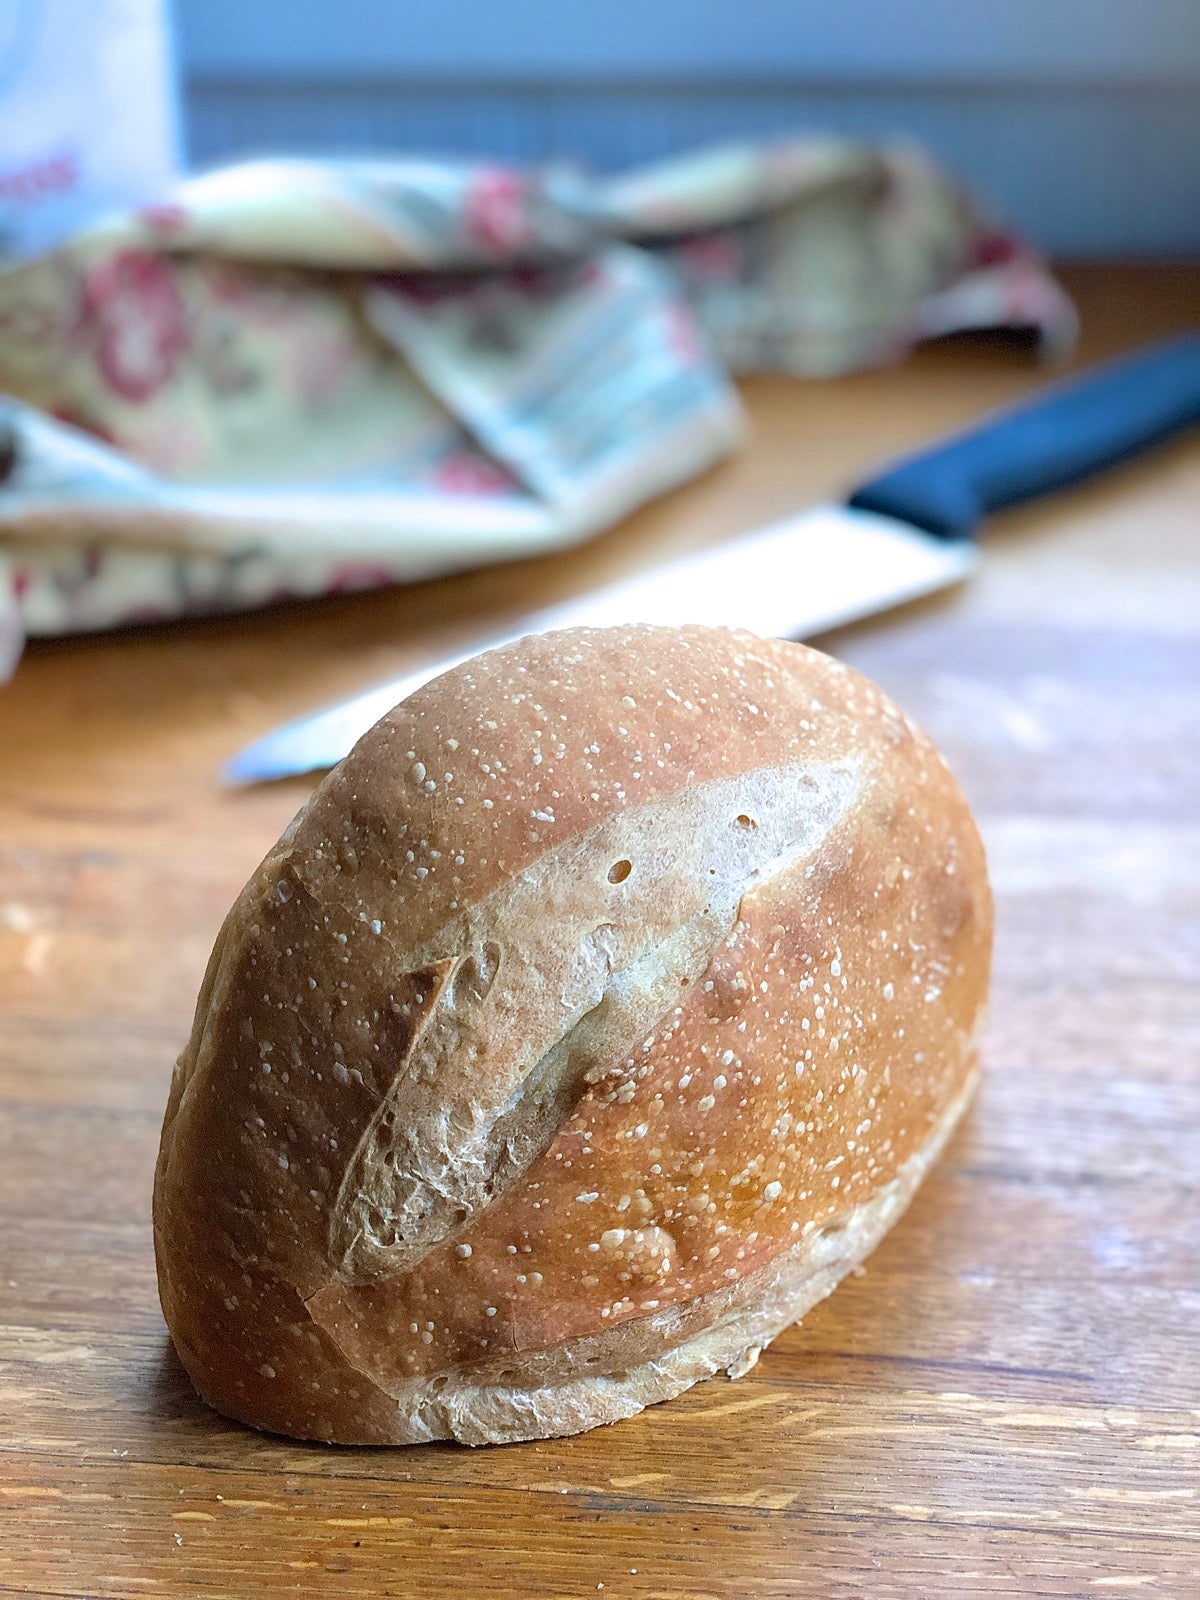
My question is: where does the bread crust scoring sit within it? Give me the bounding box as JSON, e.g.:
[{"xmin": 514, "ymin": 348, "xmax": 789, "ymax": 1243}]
[{"xmin": 154, "ymin": 626, "xmax": 992, "ymax": 1443}]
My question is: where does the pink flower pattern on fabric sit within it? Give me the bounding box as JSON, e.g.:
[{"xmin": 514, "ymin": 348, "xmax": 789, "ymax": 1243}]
[
  {"xmin": 434, "ymin": 451, "xmax": 518, "ymax": 496},
  {"xmin": 79, "ymin": 249, "xmax": 188, "ymax": 403},
  {"xmin": 464, "ymin": 170, "xmax": 531, "ymax": 256}
]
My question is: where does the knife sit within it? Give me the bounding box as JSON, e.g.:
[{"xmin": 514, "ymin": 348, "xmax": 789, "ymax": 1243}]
[{"xmin": 226, "ymin": 334, "xmax": 1200, "ymax": 784}]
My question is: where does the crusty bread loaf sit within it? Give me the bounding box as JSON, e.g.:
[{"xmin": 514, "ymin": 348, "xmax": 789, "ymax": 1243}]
[{"xmin": 153, "ymin": 625, "xmax": 991, "ymax": 1444}]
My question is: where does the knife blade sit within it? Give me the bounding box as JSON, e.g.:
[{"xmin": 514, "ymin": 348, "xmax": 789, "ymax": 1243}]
[{"xmin": 226, "ymin": 334, "xmax": 1200, "ymax": 784}]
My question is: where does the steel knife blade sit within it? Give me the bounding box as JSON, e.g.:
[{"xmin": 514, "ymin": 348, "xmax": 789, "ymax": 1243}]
[
  {"xmin": 224, "ymin": 507, "xmax": 972, "ymax": 783},
  {"xmin": 225, "ymin": 335, "xmax": 1200, "ymax": 784}
]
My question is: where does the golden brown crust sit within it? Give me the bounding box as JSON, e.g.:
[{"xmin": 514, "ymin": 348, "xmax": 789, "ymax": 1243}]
[{"xmin": 154, "ymin": 626, "xmax": 992, "ymax": 1444}]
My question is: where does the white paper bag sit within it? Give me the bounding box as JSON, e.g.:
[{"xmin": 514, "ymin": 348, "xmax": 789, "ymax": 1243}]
[{"xmin": 0, "ymin": 0, "xmax": 180, "ymax": 261}]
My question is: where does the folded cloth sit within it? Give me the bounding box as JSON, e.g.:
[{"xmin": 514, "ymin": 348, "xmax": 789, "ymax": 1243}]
[{"xmin": 0, "ymin": 139, "xmax": 1076, "ymax": 676}]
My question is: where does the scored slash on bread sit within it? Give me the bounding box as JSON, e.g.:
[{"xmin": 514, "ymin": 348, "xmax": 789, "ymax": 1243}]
[{"xmin": 154, "ymin": 625, "xmax": 992, "ymax": 1444}]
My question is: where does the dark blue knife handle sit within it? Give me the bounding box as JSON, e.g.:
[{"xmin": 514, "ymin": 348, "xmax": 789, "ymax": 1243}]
[{"xmin": 848, "ymin": 334, "xmax": 1200, "ymax": 540}]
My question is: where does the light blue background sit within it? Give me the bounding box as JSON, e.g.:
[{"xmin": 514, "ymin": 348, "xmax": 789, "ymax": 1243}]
[{"xmin": 173, "ymin": 0, "xmax": 1200, "ymax": 256}]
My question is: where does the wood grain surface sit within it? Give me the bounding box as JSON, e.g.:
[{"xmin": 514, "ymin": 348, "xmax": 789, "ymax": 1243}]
[{"xmin": 2, "ymin": 265, "xmax": 1198, "ymax": 1599}]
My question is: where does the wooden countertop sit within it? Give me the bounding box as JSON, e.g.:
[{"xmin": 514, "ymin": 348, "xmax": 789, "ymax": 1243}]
[{"xmin": 2, "ymin": 265, "xmax": 1198, "ymax": 1599}]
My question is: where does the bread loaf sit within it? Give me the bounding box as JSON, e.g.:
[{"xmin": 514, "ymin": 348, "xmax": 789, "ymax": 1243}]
[{"xmin": 153, "ymin": 625, "xmax": 991, "ymax": 1444}]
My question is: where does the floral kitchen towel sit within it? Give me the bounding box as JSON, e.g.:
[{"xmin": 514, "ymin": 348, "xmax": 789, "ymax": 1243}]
[{"xmin": 0, "ymin": 138, "xmax": 1076, "ymax": 675}]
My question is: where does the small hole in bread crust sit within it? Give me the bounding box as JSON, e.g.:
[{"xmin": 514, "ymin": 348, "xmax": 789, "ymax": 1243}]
[
  {"xmin": 607, "ymin": 859, "xmax": 633, "ymax": 884},
  {"xmin": 735, "ymin": 814, "xmax": 757, "ymax": 830},
  {"xmin": 450, "ymin": 942, "xmax": 501, "ymax": 1009}
]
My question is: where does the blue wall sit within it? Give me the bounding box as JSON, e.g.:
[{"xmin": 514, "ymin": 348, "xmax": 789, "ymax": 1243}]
[{"xmin": 173, "ymin": 0, "xmax": 1200, "ymax": 257}]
